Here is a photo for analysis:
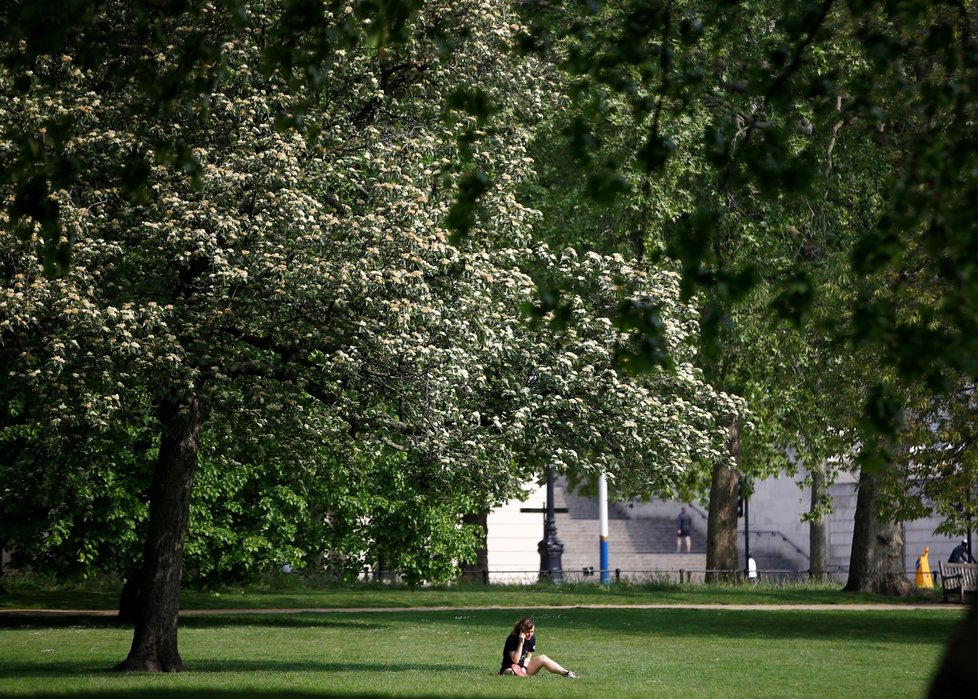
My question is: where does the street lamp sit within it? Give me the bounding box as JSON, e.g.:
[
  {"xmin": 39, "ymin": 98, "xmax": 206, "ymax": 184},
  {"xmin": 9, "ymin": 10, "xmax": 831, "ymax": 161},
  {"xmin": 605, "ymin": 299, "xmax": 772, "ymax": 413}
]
[
  {"xmin": 521, "ymin": 467, "xmax": 567, "ymax": 582},
  {"xmin": 538, "ymin": 468, "xmax": 565, "ymax": 582},
  {"xmin": 739, "ymin": 476, "xmax": 751, "ymax": 579}
]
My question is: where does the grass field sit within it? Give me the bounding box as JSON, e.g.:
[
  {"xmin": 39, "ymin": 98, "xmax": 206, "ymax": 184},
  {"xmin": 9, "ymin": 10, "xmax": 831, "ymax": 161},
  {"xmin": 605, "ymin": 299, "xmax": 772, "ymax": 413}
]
[
  {"xmin": 0, "ymin": 577, "xmax": 950, "ymax": 611},
  {"xmin": 0, "ymin": 581, "xmax": 967, "ymax": 698}
]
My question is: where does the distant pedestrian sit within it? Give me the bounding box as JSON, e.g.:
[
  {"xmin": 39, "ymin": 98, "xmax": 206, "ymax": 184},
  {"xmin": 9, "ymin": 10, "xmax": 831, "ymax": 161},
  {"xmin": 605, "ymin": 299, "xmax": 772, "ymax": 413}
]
[
  {"xmin": 677, "ymin": 506, "xmax": 692, "ymax": 553},
  {"xmin": 949, "ymin": 539, "xmax": 976, "ymax": 563}
]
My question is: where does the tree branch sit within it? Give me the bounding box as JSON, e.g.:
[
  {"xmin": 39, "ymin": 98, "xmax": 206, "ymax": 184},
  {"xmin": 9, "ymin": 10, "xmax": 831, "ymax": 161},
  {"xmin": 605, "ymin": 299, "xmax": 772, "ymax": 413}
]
[
  {"xmin": 824, "ymin": 95, "xmax": 845, "ymax": 176},
  {"xmin": 222, "ymin": 330, "xmax": 420, "ymax": 439}
]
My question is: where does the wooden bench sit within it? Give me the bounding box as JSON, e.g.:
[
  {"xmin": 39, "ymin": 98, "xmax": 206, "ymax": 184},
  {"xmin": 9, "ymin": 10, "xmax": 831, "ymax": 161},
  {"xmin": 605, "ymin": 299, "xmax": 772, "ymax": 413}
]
[{"xmin": 938, "ymin": 562, "xmax": 978, "ymax": 603}]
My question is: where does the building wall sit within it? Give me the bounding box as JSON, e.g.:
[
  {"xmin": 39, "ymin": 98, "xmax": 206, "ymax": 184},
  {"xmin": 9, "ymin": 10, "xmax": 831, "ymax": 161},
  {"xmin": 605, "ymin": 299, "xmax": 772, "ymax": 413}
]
[
  {"xmin": 486, "ymin": 481, "xmax": 547, "ymax": 583},
  {"xmin": 752, "ymin": 469, "xmax": 960, "ymax": 575},
  {"xmin": 485, "ymin": 470, "xmax": 965, "ymax": 582}
]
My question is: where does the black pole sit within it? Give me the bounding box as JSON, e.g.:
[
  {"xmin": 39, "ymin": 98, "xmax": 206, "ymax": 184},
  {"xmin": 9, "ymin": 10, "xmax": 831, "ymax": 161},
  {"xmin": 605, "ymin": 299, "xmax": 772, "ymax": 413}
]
[
  {"xmin": 969, "ymin": 489, "xmax": 974, "ymax": 562},
  {"xmin": 538, "ymin": 467, "xmax": 564, "ymax": 583},
  {"xmin": 743, "ymin": 484, "xmax": 751, "ymax": 579}
]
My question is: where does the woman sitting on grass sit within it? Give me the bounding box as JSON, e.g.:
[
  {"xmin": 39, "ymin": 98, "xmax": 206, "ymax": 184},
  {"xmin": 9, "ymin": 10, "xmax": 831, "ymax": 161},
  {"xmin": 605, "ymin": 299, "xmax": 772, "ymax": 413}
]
[{"xmin": 498, "ymin": 616, "xmax": 577, "ymax": 678}]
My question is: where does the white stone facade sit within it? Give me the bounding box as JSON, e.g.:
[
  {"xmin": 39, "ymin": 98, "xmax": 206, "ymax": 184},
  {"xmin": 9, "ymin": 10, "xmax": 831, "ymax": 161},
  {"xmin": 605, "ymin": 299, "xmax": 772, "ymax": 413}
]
[
  {"xmin": 486, "ymin": 481, "xmax": 549, "ymax": 583},
  {"xmin": 485, "ymin": 469, "xmax": 967, "ymax": 583}
]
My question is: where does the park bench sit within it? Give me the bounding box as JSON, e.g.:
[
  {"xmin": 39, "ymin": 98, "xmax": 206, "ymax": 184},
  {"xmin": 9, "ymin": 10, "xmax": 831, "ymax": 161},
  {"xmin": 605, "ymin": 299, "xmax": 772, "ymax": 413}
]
[{"xmin": 938, "ymin": 562, "xmax": 978, "ymax": 603}]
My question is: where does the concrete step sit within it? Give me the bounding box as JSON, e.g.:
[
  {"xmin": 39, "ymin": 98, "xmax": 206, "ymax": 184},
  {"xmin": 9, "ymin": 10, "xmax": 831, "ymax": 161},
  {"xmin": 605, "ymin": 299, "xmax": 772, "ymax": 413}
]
[
  {"xmin": 553, "ymin": 480, "xmax": 630, "ymax": 520},
  {"xmin": 543, "ymin": 480, "xmax": 806, "ymax": 582},
  {"xmin": 554, "ymin": 516, "xmax": 707, "ymax": 554}
]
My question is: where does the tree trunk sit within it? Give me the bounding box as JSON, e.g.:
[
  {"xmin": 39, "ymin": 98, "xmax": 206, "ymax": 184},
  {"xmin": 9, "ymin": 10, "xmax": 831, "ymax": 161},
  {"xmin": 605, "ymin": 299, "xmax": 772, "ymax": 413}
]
[
  {"xmin": 844, "ymin": 466, "xmax": 874, "ymax": 591},
  {"xmin": 706, "ymin": 418, "xmax": 741, "ymax": 583},
  {"xmin": 114, "ymin": 395, "xmax": 202, "ymax": 672},
  {"xmin": 843, "ymin": 465, "xmax": 913, "ymax": 595},
  {"xmin": 460, "ymin": 511, "xmax": 489, "ymax": 583},
  {"xmin": 809, "ymin": 461, "xmax": 827, "ymax": 582},
  {"xmin": 308, "ymin": 503, "xmax": 326, "ymax": 573},
  {"xmin": 117, "ymin": 569, "xmax": 145, "ymax": 623},
  {"xmin": 376, "ymin": 552, "xmax": 387, "ymax": 581}
]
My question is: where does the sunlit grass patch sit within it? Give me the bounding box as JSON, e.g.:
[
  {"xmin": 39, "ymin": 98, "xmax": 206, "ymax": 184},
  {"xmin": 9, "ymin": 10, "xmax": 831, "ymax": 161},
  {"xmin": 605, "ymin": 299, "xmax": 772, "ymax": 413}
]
[{"xmin": 0, "ymin": 605, "xmax": 961, "ymax": 698}]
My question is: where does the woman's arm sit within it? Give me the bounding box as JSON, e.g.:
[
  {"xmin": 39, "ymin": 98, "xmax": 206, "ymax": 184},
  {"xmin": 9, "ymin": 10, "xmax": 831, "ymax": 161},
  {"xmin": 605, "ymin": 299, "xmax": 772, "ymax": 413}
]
[{"xmin": 509, "ymin": 634, "xmax": 526, "ymax": 663}]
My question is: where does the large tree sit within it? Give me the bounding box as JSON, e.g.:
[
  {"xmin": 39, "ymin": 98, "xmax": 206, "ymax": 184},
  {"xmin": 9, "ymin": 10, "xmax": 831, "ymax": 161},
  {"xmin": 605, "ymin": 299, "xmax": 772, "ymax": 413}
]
[
  {"xmin": 8, "ymin": 0, "xmax": 978, "ymax": 689},
  {"xmin": 2, "ymin": 0, "xmax": 740, "ymax": 671},
  {"xmin": 2, "ymin": 0, "xmax": 552, "ymax": 670}
]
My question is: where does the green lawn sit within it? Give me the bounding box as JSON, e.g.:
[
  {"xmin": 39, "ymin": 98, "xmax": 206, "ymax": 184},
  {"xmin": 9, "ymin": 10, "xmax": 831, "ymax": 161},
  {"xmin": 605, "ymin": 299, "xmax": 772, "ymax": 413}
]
[
  {"xmin": 0, "ymin": 598, "xmax": 965, "ymax": 698},
  {"xmin": 0, "ymin": 578, "xmax": 949, "ymax": 611}
]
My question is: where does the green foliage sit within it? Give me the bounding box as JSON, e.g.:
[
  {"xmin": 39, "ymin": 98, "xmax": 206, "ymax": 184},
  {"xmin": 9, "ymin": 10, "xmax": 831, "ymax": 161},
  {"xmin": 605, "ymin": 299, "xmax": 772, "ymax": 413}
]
[
  {"xmin": 881, "ymin": 379, "xmax": 978, "ymax": 535},
  {"xmin": 518, "ymin": 0, "xmax": 978, "ymax": 464},
  {"xmin": 1, "ymin": 0, "xmax": 745, "ymax": 598},
  {"xmin": 0, "ymin": 409, "xmax": 153, "ymax": 580},
  {"xmin": 512, "ymin": 1, "xmax": 978, "ymax": 556},
  {"xmin": 6, "ymin": 0, "xmax": 978, "ymax": 602}
]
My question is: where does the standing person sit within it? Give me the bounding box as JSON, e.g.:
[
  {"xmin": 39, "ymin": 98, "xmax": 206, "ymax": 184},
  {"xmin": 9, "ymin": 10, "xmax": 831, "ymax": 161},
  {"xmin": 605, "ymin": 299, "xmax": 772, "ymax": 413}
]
[
  {"xmin": 677, "ymin": 506, "xmax": 693, "ymax": 553},
  {"xmin": 949, "ymin": 539, "xmax": 976, "ymax": 563},
  {"xmin": 498, "ymin": 617, "xmax": 577, "ymax": 678}
]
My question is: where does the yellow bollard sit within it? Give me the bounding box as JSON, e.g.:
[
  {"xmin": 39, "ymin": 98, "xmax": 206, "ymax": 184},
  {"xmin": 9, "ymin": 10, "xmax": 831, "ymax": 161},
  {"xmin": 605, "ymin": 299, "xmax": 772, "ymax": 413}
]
[{"xmin": 915, "ymin": 546, "xmax": 933, "ymax": 588}]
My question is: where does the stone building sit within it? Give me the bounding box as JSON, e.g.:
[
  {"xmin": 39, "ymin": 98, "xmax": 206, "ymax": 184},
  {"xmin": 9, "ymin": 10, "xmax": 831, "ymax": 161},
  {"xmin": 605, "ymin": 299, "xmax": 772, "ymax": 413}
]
[{"xmin": 486, "ymin": 470, "xmax": 964, "ymax": 584}]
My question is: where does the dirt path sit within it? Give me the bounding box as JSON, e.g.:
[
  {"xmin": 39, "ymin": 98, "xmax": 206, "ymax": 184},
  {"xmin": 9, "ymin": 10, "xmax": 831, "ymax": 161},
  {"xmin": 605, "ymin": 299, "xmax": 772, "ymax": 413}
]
[{"xmin": 0, "ymin": 602, "xmax": 965, "ymax": 616}]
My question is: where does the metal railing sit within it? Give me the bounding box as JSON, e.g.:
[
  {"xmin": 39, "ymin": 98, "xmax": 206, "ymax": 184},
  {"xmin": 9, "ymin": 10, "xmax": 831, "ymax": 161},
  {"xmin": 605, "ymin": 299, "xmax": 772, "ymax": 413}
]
[
  {"xmin": 347, "ymin": 566, "xmax": 852, "ymax": 586},
  {"xmin": 750, "ymin": 529, "xmax": 810, "ymax": 562}
]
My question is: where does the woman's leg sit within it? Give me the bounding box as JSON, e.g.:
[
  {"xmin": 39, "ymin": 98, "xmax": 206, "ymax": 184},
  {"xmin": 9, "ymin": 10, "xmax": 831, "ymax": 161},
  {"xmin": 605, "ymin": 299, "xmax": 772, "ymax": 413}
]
[{"xmin": 525, "ymin": 654, "xmax": 570, "ymax": 676}]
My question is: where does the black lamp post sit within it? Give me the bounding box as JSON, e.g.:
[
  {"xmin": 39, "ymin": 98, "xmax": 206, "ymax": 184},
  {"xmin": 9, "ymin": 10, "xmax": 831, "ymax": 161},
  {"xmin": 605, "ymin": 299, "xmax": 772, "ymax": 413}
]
[
  {"xmin": 538, "ymin": 467, "xmax": 565, "ymax": 582},
  {"xmin": 518, "ymin": 369, "xmax": 566, "ymax": 581},
  {"xmin": 739, "ymin": 476, "xmax": 751, "ymax": 578}
]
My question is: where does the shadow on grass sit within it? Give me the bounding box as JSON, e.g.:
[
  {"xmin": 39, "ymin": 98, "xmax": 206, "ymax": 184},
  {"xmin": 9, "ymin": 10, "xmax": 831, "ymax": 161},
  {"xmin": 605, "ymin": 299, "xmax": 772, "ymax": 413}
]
[
  {"xmin": 545, "ymin": 607, "xmax": 959, "ymax": 644},
  {"xmin": 2, "ymin": 693, "xmax": 443, "ymax": 699},
  {"xmin": 434, "ymin": 606, "xmax": 958, "ymax": 645},
  {"xmin": 0, "ymin": 659, "xmax": 445, "ymax": 679},
  {"xmin": 0, "ymin": 607, "xmax": 959, "ymax": 644},
  {"xmin": 0, "ymin": 614, "xmax": 126, "ymax": 629},
  {"xmin": 0, "ymin": 614, "xmax": 390, "ymax": 631}
]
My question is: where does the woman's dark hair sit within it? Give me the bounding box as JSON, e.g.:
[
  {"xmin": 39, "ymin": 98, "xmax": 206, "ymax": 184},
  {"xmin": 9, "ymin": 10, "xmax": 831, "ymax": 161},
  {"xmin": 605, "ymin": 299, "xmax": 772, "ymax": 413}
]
[{"xmin": 512, "ymin": 617, "xmax": 535, "ymax": 635}]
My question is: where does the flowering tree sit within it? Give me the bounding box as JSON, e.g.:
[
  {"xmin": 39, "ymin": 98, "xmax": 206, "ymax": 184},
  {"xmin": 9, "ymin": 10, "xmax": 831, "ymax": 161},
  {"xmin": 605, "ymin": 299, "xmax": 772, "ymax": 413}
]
[{"xmin": 2, "ymin": 0, "xmax": 741, "ymax": 671}]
